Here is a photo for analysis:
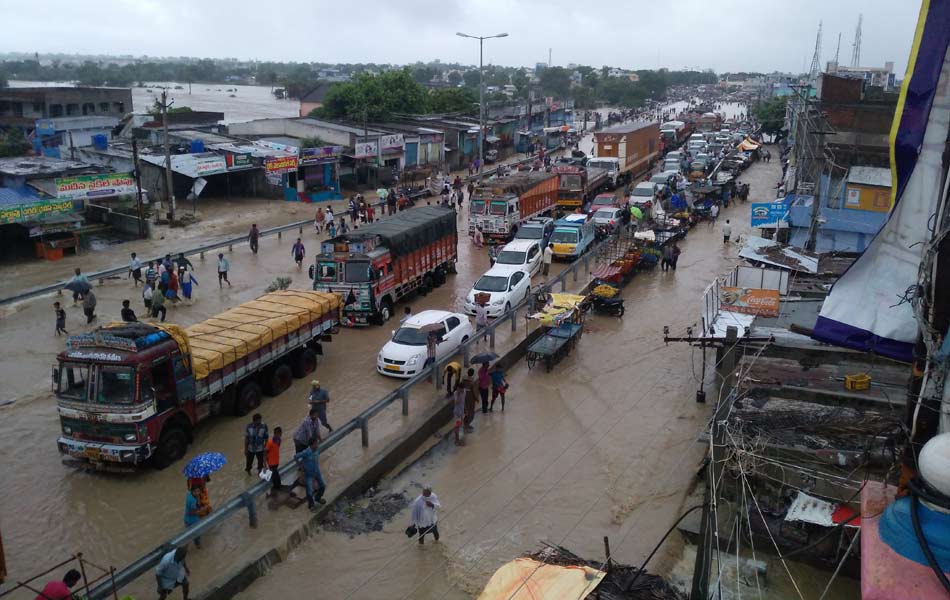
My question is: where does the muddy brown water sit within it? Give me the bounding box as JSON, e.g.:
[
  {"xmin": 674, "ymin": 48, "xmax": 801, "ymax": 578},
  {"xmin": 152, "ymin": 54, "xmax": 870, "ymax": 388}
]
[{"xmin": 0, "ymin": 146, "xmax": 844, "ymax": 599}]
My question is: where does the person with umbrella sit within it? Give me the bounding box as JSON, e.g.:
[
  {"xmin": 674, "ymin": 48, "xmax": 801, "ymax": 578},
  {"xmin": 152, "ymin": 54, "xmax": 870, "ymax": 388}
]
[
  {"xmin": 64, "ymin": 267, "xmax": 91, "ymax": 304},
  {"xmin": 183, "ymin": 452, "xmax": 226, "ymax": 522},
  {"xmin": 183, "ymin": 484, "xmax": 204, "ymax": 548},
  {"xmin": 490, "ymin": 363, "xmax": 509, "ymax": 412}
]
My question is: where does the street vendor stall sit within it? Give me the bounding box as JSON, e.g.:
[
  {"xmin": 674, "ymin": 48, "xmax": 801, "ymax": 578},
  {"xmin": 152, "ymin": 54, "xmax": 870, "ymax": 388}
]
[{"xmin": 525, "ymin": 293, "xmax": 586, "ymax": 371}]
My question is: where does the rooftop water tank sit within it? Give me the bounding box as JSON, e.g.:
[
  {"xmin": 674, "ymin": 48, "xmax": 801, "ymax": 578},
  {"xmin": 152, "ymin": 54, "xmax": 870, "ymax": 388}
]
[
  {"xmin": 190, "ymin": 139, "xmax": 205, "ymax": 153},
  {"xmin": 92, "ymin": 134, "xmax": 108, "ymax": 151}
]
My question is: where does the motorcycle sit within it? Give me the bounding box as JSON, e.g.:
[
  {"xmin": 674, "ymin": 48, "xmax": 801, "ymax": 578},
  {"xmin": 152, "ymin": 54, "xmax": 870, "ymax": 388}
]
[{"xmin": 589, "ymin": 294, "xmax": 625, "ymax": 317}]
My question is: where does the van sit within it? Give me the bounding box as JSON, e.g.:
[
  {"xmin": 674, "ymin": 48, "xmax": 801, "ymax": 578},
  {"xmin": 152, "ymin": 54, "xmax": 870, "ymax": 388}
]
[{"xmin": 549, "ymin": 217, "xmax": 596, "ymax": 260}]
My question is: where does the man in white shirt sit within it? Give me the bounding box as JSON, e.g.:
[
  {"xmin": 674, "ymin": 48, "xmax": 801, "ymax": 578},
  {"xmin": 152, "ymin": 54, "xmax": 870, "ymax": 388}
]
[
  {"xmin": 542, "ymin": 245, "xmax": 554, "ymax": 276},
  {"xmin": 410, "ymin": 485, "xmax": 441, "ymax": 545},
  {"xmin": 722, "ymin": 219, "xmax": 732, "ymax": 244},
  {"xmin": 129, "ymin": 252, "xmax": 142, "ymax": 286}
]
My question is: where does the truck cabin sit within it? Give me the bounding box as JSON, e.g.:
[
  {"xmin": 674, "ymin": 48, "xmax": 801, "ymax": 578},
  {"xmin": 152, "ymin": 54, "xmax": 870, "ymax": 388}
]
[
  {"xmin": 316, "ymin": 236, "xmax": 390, "ymax": 286},
  {"xmin": 471, "ymin": 193, "xmax": 517, "ymax": 217},
  {"xmin": 55, "ymin": 328, "xmax": 190, "ymax": 417},
  {"xmin": 556, "ymin": 168, "xmax": 584, "ymax": 205}
]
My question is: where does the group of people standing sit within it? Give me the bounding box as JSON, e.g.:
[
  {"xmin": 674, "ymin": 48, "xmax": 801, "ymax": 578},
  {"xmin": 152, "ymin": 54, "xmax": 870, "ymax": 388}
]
[{"xmin": 442, "ymin": 360, "xmax": 509, "ymax": 447}]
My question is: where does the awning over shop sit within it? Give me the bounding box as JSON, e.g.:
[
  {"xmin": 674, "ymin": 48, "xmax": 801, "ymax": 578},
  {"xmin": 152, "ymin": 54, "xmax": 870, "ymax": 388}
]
[{"xmin": 140, "ymin": 152, "xmax": 230, "ymax": 179}]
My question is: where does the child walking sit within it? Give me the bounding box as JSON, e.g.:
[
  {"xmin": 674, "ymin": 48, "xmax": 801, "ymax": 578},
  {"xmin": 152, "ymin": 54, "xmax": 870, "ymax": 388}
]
[{"xmin": 54, "ymin": 302, "xmax": 68, "ymax": 335}]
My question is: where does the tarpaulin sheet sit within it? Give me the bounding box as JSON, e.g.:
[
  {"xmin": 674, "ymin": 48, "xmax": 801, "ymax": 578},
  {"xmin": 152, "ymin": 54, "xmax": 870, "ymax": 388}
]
[
  {"xmin": 185, "ymin": 290, "xmax": 339, "ymax": 380},
  {"xmin": 339, "ymin": 205, "xmax": 456, "ymax": 257},
  {"xmin": 153, "ymin": 323, "xmax": 193, "ymax": 361},
  {"xmin": 476, "ymin": 558, "xmax": 604, "ymax": 600},
  {"xmin": 529, "ymin": 293, "xmax": 586, "ymax": 326}
]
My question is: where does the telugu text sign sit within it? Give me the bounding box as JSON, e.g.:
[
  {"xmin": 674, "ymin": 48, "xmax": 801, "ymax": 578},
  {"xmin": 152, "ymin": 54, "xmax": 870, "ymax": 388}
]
[
  {"xmin": 55, "ymin": 173, "xmax": 136, "ymax": 199},
  {"xmin": 194, "ymin": 157, "xmax": 227, "ymax": 176},
  {"xmin": 719, "ymin": 286, "xmax": 780, "ymax": 317},
  {"xmin": 0, "ymin": 199, "xmax": 75, "ymax": 225},
  {"xmin": 264, "ymin": 156, "xmax": 299, "ymax": 174},
  {"xmin": 299, "ymin": 146, "xmax": 342, "ymax": 166}
]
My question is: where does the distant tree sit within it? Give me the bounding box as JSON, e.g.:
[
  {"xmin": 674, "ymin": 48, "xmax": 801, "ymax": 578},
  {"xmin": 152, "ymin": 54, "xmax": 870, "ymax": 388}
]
[
  {"xmin": 281, "ymin": 65, "xmax": 320, "ymax": 100},
  {"xmin": 511, "ymin": 70, "xmax": 529, "ymax": 97},
  {"xmin": 315, "ymin": 69, "xmax": 429, "ymax": 120},
  {"xmin": 753, "ymin": 96, "xmax": 788, "ymax": 136},
  {"xmin": 76, "ymin": 61, "xmax": 105, "ymax": 86},
  {"xmin": 148, "ymin": 98, "xmax": 194, "ymax": 116},
  {"xmin": 0, "ymin": 129, "xmax": 30, "ymax": 157},
  {"xmin": 447, "ymin": 70, "xmax": 462, "ymax": 86},
  {"xmin": 411, "ymin": 66, "xmax": 437, "ymax": 84},
  {"xmin": 462, "ymin": 70, "xmax": 481, "ymax": 89},
  {"xmin": 298, "ymin": 136, "xmax": 330, "ymax": 148},
  {"xmin": 539, "ymin": 66, "xmax": 571, "ymax": 97},
  {"xmin": 429, "ymin": 88, "xmax": 476, "ymax": 114}
]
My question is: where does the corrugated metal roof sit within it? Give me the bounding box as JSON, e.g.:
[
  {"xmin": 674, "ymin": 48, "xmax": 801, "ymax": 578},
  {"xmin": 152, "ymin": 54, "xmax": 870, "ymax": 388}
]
[
  {"xmin": 0, "ymin": 186, "xmax": 43, "ymax": 207},
  {"xmin": 39, "ymin": 116, "xmax": 119, "ymax": 130},
  {"xmin": 847, "ymin": 166, "xmax": 891, "ymax": 188},
  {"xmin": 0, "ymin": 156, "xmax": 93, "ymax": 177},
  {"xmin": 139, "ymin": 152, "xmax": 229, "ymax": 178}
]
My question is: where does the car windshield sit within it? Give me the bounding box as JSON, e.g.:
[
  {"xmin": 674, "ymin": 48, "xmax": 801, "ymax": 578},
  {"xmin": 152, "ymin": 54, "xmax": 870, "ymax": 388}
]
[
  {"xmin": 515, "ymin": 227, "xmax": 542, "ymax": 239},
  {"xmin": 344, "ymin": 261, "xmax": 372, "ymax": 283},
  {"xmin": 96, "ymin": 366, "xmax": 136, "ymax": 405},
  {"xmin": 489, "ymin": 201, "xmax": 508, "ymax": 216},
  {"xmin": 470, "ymin": 199, "xmax": 486, "ymax": 215},
  {"xmin": 56, "ymin": 362, "xmax": 89, "ymax": 401},
  {"xmin": 391, "ymin": 327, "xmax": 429, "ymax": 346},
  {"xmin": 550, "ymin": 229, "xmax": 578, "ymax": 244},
  {"xmin": 594, "ymin": 209, "xmax": 617, "ymax": 219},
  {"xmin": 632, "ymin": 187, "xmax": 653, "ymax": 197},
  {"xmin": 496, "ymin": 250, "xmax": 527, "ymax": 265},
  {"xmin": 474, "ymin": 275, "xmax": 509, "ymax": 292},
  {"xmin": 650, "ymin": 176, "xmax": 668, "ymax": 184}
]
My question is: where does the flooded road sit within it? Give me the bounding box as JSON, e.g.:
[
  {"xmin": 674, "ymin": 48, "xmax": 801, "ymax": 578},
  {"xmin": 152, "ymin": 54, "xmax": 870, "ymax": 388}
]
[{"xmin": 228, "ymin": 156, "xmax": 819, "ymax": 599}]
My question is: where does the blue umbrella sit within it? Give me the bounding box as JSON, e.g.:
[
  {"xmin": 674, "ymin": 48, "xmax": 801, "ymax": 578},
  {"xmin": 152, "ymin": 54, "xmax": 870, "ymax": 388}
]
[{"xmin": 183, "ymin": 452, "xmax": 227, "ymax": 478}]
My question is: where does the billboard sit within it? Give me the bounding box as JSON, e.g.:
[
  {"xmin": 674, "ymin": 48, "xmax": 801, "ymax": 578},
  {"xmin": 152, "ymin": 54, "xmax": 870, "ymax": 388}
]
[
  {"xmin": 719, "ymin": 286, "xmax": 780, "ymax": 317},
  {"xmin": 0, "ymin": 199, "xmax": 75, "ymax": 225},
  {"xmin": 225, "ymin": 153, "xmax": 252, "ymax": 169},
  {"xmin": 750, "ymin": 200, "xmax": 790, "ymax": 227},
  {"xmin": 55, "ymin": 173, "xmax": 137, "ymax": 199},
  {"xmin": 353, "ymin": 140, "xmax": 378, "ymax": 159},
  {"xmin": 264, "ymin": 156, "xmax": 299, "ymax": 174},
  {"xmin": 194, "ymin": 157, "xmax": 227, "ymax": 176},
  {"xmin": 299, "ymin": 146, "xmax": 343, "ymax": 166},
  {"xmin": 379, "ymin": 134, "xmax": 404, "ymax": 152}
]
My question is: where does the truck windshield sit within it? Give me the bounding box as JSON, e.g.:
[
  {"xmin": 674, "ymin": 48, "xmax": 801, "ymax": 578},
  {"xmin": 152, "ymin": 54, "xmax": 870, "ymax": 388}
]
[
  {"xmin": 560, "ymin": 175, "xmax": 582, "ymax": 189},
  {"xmin": 344, "ymin": 262, "xmax": 372, "ymax": 283},
  {"xmin": 470, "ymin": 199, "xmax": 486, "ymax": 215},
  {"xmin": 473, "ymin": 275, "xmax": 509, "ymax": 292},
  {"xmin": 317, "ymin": 261, "xmax": 338, "ymax": 282},
  {"xmin": 550, "ymin": 229, "xmax": 578, "ymax": 244},
  {"xmin": 588, "ymin": 161, "xmax": 613, "ymax": 171},
  {"xmin": 56, "ymin": 362, "xmax": 89, "ymax": 401},
  {"xmin": 97, "ymin": 366, "xmax": 136, "ymax": 405},
  {"xmin": 489, "ymin": 201, "xmax": 508, "ymax": 216},
  {"xmin": 392, "ymin": 327, "xmax": 428, "ymax": 346}
]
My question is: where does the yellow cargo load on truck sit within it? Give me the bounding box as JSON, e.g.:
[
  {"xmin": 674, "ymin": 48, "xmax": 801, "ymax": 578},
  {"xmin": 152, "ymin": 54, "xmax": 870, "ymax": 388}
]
[{"xmin": 177, "ymin": 290, "xmax": 340, "ymax": 380}]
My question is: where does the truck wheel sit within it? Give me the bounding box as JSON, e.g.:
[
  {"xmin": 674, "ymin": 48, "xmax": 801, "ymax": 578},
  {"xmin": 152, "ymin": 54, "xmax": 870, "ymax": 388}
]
[
  {"xmin": 421, "ymin": 274, "xmax": 434, "ymax": 295},
  {"xmin": 236, "ymin": 380, "xmax": 262, "ymax": 415},
  {"xmin": 291, "ymin": 348, "xmax": 318, "ymax": 378},
  {"xmin": 152, "ymin": 426, "xmax": 188, "ymax": 470},
  {"xmin": 264, "ymin": 364, "xmax": 293, "ymax": 396},
  {"xmin": 378, "ymin": 300, "xmax": 393, "ymax": 323},
  {"xmin": 434, "ymin": 268, "xmax": 447, "ymax": 286}
]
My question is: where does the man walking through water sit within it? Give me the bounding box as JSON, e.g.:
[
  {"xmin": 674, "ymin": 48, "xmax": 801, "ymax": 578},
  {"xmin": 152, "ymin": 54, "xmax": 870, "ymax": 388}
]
[
  {"xmin": 292, "ymin": 238, "xmax": 306, "ymax": 269},
  {"xmin": 248, "ymin": 223, "xmax": 260, "ymax": 254},
  {"xmin": 410, "ymin": 485, "xmax": 441, "ymax": 544}
]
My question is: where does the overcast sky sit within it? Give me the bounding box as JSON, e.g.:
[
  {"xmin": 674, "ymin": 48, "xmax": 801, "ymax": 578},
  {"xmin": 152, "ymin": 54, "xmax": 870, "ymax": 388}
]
[{"xmin": 0, "ymin": 0, "xmax": 918, "ymax": 75}]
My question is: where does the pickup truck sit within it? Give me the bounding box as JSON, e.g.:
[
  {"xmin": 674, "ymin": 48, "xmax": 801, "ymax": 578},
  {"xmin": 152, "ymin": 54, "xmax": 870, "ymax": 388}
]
[{"xmin": 549, "ymin": 215, "xmax": 596, "ymax": 261}]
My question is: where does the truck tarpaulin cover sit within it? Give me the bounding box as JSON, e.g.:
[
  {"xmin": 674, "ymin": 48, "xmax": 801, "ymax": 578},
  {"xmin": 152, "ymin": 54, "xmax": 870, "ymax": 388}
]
[
  {"xmin": 185, "ymin": 290, "xmax": 340, "ymax": 380},
  {"xmin": 476, "ymin": 558, "xmax": 604, "ymax": 599},
  {"xmin": 479, "ymin": 172, "xmax": 556, "ymax": 196},
  {"xmin": 341, "ymin": 205, "xmax": 456, "ymax": 257}
]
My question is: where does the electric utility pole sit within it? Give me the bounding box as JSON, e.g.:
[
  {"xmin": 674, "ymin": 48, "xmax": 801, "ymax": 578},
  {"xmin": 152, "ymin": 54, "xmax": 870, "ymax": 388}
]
[{"xmin": 158, "ymin": 90, "xmax": 175, "ymax": 223}]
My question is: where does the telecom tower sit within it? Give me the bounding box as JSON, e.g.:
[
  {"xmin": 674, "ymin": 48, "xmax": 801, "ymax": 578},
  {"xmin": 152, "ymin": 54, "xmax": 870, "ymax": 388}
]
[
  {"xmin": 851, "ymin": 14, "xmax": 863, "ymax": 68},
  {"xmin": 808, "ymin": 21, "xmax": 823, "ymax": 81}
]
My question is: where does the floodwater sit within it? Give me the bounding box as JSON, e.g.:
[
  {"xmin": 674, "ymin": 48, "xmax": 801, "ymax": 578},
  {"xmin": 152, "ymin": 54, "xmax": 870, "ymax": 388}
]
[{"xmin": 8, "ymin": 80, "xmax": 299, "ymax": 123}]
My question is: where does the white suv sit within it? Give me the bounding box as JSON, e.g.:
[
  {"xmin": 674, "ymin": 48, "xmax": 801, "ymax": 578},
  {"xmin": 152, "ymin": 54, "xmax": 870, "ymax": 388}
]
[{"xmin": 494, "ymin": 239, "xmax": 542, "ymax": 276}]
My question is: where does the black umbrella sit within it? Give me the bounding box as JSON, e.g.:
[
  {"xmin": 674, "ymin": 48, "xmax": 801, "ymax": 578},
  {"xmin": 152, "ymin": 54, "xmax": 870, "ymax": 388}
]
[{"xmin": 470, "ymin": 351, "xmax": 499, "ymax": 364}]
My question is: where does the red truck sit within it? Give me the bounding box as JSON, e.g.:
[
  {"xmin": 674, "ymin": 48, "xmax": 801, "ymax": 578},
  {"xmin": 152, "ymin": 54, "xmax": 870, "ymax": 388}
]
[
  {"xmin": 469, "ymin": 171, "xmax": 558, "ymax": 241},
  {"xmin": 54, "ymin": 290, "xmax": 340, "ymax": 471},
  {"xmin": 553, "ymin": 165, "xmax": 609, "ymax": 210},
  {"xmin": 313, "ymin": 205, "xmax": 458, "ymax": 326}
]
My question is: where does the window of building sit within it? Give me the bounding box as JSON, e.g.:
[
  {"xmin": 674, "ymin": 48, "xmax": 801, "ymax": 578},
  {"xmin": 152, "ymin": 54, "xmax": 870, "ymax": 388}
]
[
  {"xmin": 99, "ymin": 102, "xmax": 110, "ymax": 113},
  {"xmin": 49, "ymin": 104, "xmax": 64, "ymax": 117},
  {"xmin": 82, "ymin": 103, "xmax": 96, "ymax": 115},
  {"xmin": 113, "ymin": 101, "xmax": 125, "ymax": 113},
  {"xmin": 33, "ymin": 102, "xmax": 44, "ymax": 113},
  {"xmin": 66, "ymin": 103, "xmax": 79, "ymax": 116},
  {"xmin": 12, "ymin": 102, "xmax": 23, "ymax": 117}
]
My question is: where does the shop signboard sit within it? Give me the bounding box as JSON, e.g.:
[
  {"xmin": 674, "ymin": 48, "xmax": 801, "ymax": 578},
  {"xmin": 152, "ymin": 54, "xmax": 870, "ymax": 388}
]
[
  {"xmin": 264, "ymin": 156, "xmax": 299, "ymax": 174},
  {"xmin": 300, "ymin": 146, "xmax": 342, "ymax": 166},
  {"xmin": 719, "ymin": 286, "xmax": 780, "ymax": 317},
  {"xmin": 353, "ymin": 140, "xmax": 378, "ymax": 159},
  {"xmin": 750, "ymin": 200, "xmax": 790, "ymax": 227},
  {"xmin": 226, "ymin": 153, "xmax": 252, "ymax": 169},
  {"xmin": 379, "ymin": 134, "xmax": 404, "ymax": 153},
  {"xmin": 0, "ymin": 199, "xmax": 75, "ymax": 225},
  {"xmin": 55, "ymin": 173, "xmax": 137, "ymax": 199},
  {"xmin": 194, "ymin": 156, "xmax": 227, "ymax": 176},
  {"xmin": 419, "ymin": 133, "xmax": 443, "ymax": 144}
]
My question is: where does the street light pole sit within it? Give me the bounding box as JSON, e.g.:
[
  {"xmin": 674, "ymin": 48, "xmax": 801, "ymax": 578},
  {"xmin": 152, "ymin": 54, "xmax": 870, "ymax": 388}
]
[{"xmin": 457, "ymin": 32, "xmax": 508, "ymax": 176}]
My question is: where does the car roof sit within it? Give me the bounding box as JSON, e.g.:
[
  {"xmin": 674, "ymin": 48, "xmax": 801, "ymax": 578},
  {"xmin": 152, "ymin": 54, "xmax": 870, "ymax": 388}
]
[
  {"xmin": 634, "ymin": 181, "xmax": 655, "ymax": 189},
  {"xmin": 525, "ymin": 216, "xmax": 553, "ymax": 225},
  {"xmin": 501, "ymin": 239, "xmax": 539, "ymax": 252},
  {"xmin": 403, "ymin": 309, "xmax": 459, "ymax": 327},
  {"xmin": 593, "ymin": 206, "xmax": 621, "ymax": 213},
  {"xmin": 564, "ymin": 213, "xmax": 587, "ymax": 222}
]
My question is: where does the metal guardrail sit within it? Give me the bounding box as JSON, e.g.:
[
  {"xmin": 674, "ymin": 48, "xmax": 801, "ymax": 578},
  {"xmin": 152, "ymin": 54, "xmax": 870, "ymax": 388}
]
[
  {"xmin": 85, "ymin": 236, "xmax": 608, "ymax": 599},
  {"xmin": 0, "ymin": 219, "xmax": 317, "ymax": 307}
]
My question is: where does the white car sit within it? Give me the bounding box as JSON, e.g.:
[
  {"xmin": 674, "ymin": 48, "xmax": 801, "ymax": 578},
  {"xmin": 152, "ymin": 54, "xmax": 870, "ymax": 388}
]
[
  {"xmin": 377, "ymin": 310, "xmax": 475, "ymax": 378},
  {"xmin": 463, "ymin": 265, "xmax": 532, "ymax": 318},
  {"xmin": 494, "ymin": 239, "xmax": 542, "ymax": 276},
  {"xmin": 629, "ymin": 181, "xmax": 657, "ymax": 204},
  {"xmin": 590, "ymin": 207, "xmax": 625, "ymax": 231}
]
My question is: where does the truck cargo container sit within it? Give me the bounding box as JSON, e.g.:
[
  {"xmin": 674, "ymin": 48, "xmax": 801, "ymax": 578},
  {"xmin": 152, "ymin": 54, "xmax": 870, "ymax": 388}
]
[
  {"xmin": 659, "ymin": 120, "xmax": 692, "ymax": 153},
  {"xmin": 469, "ymin": 172, "xmax": 558, "ymax": 241},
  {"xmin": 314, "ymin": 206, "xmax": 458, "ymax": 326},
  {"xmin": 54, "ymin": 290, "xmax": 340, "ymax": 470},
  {"xmin": 553, "ymin": 165, "xmax": 609, "ymax": 210},
  {"xmin": 592, "ymin": 121, "xmax": 661, "ymax": 186}
]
